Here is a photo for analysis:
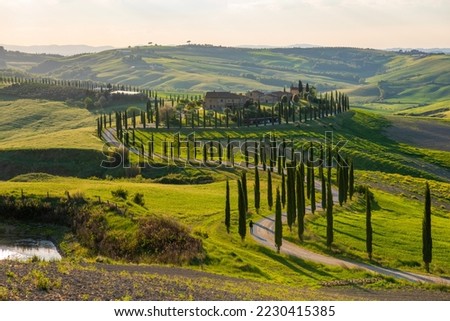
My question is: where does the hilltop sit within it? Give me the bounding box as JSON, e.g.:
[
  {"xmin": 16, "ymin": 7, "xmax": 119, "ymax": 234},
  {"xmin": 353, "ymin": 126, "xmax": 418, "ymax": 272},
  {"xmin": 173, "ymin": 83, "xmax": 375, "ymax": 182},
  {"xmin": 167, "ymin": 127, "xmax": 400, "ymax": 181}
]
[{"xmin": 0, "ymin": 44, "xmax": 115, "ymax": 56}]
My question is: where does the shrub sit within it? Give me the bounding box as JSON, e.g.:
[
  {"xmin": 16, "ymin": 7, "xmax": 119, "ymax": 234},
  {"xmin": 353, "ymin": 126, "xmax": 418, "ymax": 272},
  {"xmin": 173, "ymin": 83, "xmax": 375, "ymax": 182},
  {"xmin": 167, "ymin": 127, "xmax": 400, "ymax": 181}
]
[
  {"xmin": 31, "ymin": 270, "xmax": 52, "ymax": 291},
  {"xmin": 111, "ymin": 187, "xmax": 128, "ymax": 200},
  {"xmin": 0, "ymin": 286, "xmax": 9, "ymax": 301},
  {"xmin": 153, "ymin": 173, "xmax": 214, "ymax": 185},
  {"xmin": 133, "ymin": 193, "xmax": 145, "ymax": 206},
  {"xmin": 137, "ymin": 217, "xmax": 203, "ymax": 264}
]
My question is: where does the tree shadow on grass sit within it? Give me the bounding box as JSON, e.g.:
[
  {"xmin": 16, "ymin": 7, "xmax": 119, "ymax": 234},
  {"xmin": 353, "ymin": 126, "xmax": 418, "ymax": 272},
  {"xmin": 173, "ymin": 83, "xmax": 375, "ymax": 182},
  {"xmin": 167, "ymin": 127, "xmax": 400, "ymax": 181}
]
[
  {"xmin": 333, "ymin": 218, "xmax": 360, "ymax": 230},
  {"xmin": 257, "ymin": 245, "xmax": 335, "ymax": 280},
  {"xmin": 333, "ymin": 228, "xmax": 366, "ymax": 242}
]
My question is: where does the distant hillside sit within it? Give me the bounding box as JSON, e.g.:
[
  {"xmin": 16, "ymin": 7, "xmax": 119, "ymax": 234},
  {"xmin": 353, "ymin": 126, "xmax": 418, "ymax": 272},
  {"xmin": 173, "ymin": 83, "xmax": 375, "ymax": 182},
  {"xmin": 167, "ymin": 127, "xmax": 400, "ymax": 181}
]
[
  {"xmin": 1, "ymin": 45, "xmax": 449, "ymax": 117},
  {"xmin": 1, "ymin": 44, "xmax": 115, "ymax": 56},
  {"xmin": 0, "ymin": 45, "xmax": 395, "ymax": 91}
]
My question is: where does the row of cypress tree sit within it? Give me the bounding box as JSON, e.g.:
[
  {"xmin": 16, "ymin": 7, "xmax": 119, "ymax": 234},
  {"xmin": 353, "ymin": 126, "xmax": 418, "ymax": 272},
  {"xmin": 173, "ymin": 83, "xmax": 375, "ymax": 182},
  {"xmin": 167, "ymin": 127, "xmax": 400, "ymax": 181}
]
[{"xmin": 225, "ymin": 165, "xmax": 433, "ymax": 272}]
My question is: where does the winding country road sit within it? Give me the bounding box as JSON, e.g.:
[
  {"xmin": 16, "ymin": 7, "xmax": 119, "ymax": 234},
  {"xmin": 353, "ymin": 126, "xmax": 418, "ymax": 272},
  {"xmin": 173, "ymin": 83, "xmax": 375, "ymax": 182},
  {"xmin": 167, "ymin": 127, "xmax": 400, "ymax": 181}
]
[
  {"xmin": 251, "ymin": 214, "xmax": 450, "ymax": 285},
  {"xmin": 101, "ymin": 128, "xmax": 450, "ymax": 286}
]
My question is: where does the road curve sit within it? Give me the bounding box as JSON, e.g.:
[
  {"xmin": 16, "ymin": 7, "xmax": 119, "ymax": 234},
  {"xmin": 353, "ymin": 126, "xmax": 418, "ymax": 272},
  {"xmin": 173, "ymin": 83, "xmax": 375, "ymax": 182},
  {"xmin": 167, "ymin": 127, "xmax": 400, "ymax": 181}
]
[
  {"xmin": 101, "ymin": 128, "xmax": 450, "ymax": 285},
  {"xmin": 252, "ymin": 214, "xmax": 450, "ymax": 285}
]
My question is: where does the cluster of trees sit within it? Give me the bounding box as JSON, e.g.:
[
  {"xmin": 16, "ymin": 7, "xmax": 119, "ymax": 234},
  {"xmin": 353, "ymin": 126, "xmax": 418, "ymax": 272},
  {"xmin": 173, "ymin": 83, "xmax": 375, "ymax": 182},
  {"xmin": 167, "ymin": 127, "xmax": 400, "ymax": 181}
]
[
  {"xmin": 225, "ymin": 155, "xmax": 434, "ymax": 272},
  {"xmin": 0, "ymin": 75, "xmax": 148, "ymax": 108},
  {"xmin": 224, "ymin": 145, "xmax": 355, "ymax": 247},
  {"xmin": 0, "ymin": 73, "xmax": 204, "ymax": 105},
  {"xmin": 0, "ymin": 74, "xmax": 154, "ymax": 97},
  {"xmin": 96, "ymin": 79, "xmax": 351, "ymax": 137}
]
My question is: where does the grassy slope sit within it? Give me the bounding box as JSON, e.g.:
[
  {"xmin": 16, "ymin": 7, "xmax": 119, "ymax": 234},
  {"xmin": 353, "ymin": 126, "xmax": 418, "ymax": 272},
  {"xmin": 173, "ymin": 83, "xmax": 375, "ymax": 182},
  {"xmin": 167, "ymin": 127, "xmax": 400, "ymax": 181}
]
[
  {"xmin": 0, "ymin": 176, "xmax": 373, "ymax": 288},
  {"xmin": 4, "ymin": 46, "xmax": 391, "ymax": 92},
  {"xmin": 0, "ymin": 99, "xmax": 113, "ymax": 180},
  {"xmin": 133, "ymin": 110, "xmax": 450, "ymax": 182},
  {"xmin": 350, "ymin": 54, "xmax": 450, "ymax": 117},
  {"xmin": 0, "ymin": 99, "xmax": 100, "ymax": 149},
  {"xmin": 0, "ymin": 98, "xmax": 371, "ymax": 288},
  {"xmin": 298, "ymin": 185, "xmax": 450, "ymax": 275},
  {"xmin": 4, "ymin": 45, "xmax": 449, "ymax": 117},
  {"xmin": 1, "ymin": 90, "xmax": 449, "ymax": 294}
]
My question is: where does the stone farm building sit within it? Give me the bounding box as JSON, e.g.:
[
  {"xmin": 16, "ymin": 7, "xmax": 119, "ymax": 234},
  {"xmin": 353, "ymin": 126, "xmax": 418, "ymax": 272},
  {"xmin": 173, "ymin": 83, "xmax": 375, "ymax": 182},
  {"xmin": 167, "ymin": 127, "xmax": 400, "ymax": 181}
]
[
  {"xmin": 204, "ymin": 85, "xmax": 300, "ymax": 111},
  {"xmin": 204, "ymin": 91, "xmax": 246, "ymax": 111}
]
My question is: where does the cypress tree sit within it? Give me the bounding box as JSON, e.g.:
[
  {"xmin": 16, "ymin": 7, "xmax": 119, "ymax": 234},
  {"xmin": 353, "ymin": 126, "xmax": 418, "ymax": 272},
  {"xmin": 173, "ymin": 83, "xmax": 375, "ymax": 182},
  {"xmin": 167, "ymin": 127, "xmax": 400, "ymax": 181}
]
[
  {"xmin": 320, "ymin": 147, "xmax": 326, "ymax": 210},
  {"xmin": 230, "ymin": 140, "xmax": 234, "ymax": 167},
  {"xmin": 366, "ymin": 187, "xmax": 373, "ymax": 260},
  {"xmin": 225, "ymin": 179, "xmax": 231, "ymax": 233},
  {"xmin": 306, "ymin": 158, "xmax": 311, "ymax": 200},
  {"xmin": 146, "ymin": 99, "xmax": 152, "ymax": 122},
  {"xmin": 254, "ymin": 141, "xmax": 259, "ymax": 167},
  {"xmin": 310, "ymin": 144, "xmax": 316, "ymax": 214},
  {"xmin": 338, "ymin": 157, "xmax": 345, "ymax": 206},
  {"xmin": 260, "ymin": 139, "xmax": 266, "ymax": 171},
  {"xmin": 277, "ymin": 154, "xmax": 282, "ymax": 175},
  {"xmin": 281, "ymin": 169, "xmax": 286, "ymax": 209},
  {"xmin": 203, "ymin": 108, "xmax": 206, "ymax": 128},
  {"xmin": 286, "ymin": 168, "xmax": 293, "ymax": 229},
  {"xmin": 270, "ymin": 140, "xmax": 276, "ymax": 172},
  {"xmin": 275, "ymin": 187, "xmax": 283, "ymax": 253},
  {"xmin": 423, "ymin": 182, "xmax": 432, "ymax": 272},
  {"xmin": 209, "ymin": 140, "xmax": 214, "ymax": 160},
  {"xmin": 155, "ymin": 105, "xmax": 159, "ymax": 129},
  {"xmin": 141, "ymin": 111, "xmax": 146, "ymax": 129},
  {"xmin": 124, "ymin": 110, "xmax": 128, "ymax": 130},
  {"xmin": 267, "ymin": 170, "xmax": 273, "ymax": 211},
  {"xmin": 242, "ymin": 171, "xmax": 248, "ymax": 212},
  {"xmin": 244, "ymin": 139, "xmax": 249, "ymax": 167},
  {"xmin": 225, "ymin": 109, "xmax": 229, "ymax": 128},
  {"xmin": 254, "ymin": 165, "xmax": 260, "ymax": 213},
  {"xmin": 97, "ymin": 118, "xmax": 101, "ymax": 137},
  {"xmin": 349, "ymin": 159, "xmax": 354, "ymax": 200},
  {"xmin": 238, "ymin": 180, "xmax": 246, "ymax": 241},
  {"xmin": 226, "ymin": 136, "xmax": 231, "ymax": 163},
  {"xmin": 326, "ymin": 166, "xmax": 334, "ymax": 248},
  {"xmin": 296, "ymin": 165, "xmax": 305, "ymax": 241},
  {"xmin": 343, "ymin": 157, "xmax": 349, "ymax": 203},
  {"xmin": 202, "ymin": 142, "xmax": 207, "ymax": 164}
]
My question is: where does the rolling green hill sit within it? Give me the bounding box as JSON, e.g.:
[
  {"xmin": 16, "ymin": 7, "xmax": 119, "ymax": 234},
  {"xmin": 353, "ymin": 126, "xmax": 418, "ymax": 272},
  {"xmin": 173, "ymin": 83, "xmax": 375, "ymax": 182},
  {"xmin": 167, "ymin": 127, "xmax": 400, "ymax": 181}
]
[
  {"xmin": 2, "ymin": 45, "xmax": 449, "ymax": 118},
  {"xmin": 1, "ymin": 82, "xmax": 449, "ymax": 298}
]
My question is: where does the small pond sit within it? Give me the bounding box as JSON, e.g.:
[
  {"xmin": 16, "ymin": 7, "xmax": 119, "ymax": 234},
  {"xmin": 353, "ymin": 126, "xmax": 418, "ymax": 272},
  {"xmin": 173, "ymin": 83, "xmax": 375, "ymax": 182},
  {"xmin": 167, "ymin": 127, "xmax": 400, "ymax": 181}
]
[{"xmin": 0, "ymin": 238, "xmax": 62, "ymax": 261}]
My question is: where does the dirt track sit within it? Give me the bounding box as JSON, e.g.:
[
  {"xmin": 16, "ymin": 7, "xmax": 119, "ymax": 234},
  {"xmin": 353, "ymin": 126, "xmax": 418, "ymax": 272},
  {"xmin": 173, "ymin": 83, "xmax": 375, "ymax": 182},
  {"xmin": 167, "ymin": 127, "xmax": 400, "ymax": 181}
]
[{"xmin": 252, "ymin": 214, "xmax": 450, "ymax": 286}]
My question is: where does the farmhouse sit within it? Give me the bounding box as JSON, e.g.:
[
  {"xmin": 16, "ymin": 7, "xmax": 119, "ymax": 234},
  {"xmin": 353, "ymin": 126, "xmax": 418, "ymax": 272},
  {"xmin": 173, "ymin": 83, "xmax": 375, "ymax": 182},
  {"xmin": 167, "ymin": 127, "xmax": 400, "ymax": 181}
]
[
  {"xmin": 245, "ymin": 88, "xmax": 294, "ymax": 104},
  {"xmin": 204, "ymin": 91, "xmax": 246, "ymax": 111},
  {"xmin": 246, "ymin": 90, "xmax": 265, "ymax": 101}
]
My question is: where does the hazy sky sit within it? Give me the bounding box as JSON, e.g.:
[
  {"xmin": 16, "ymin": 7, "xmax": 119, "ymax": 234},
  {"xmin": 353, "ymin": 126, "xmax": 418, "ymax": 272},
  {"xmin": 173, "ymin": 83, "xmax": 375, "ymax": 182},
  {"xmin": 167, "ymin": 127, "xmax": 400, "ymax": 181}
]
[{"xmin": 1, "ymin": 0, "xmax": 449, "ymax": 48}]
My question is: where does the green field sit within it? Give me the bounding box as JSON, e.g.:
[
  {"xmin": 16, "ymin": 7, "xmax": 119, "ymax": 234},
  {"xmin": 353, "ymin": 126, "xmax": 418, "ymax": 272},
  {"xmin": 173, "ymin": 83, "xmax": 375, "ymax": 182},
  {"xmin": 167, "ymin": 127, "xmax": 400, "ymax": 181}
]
[
  {"xmin": 1, "ymin": 95, "xmax": 449, "ymax": 289},
  {"xmin": 1, "ymin": 46, "xmax": 450, "ymax": 299}
]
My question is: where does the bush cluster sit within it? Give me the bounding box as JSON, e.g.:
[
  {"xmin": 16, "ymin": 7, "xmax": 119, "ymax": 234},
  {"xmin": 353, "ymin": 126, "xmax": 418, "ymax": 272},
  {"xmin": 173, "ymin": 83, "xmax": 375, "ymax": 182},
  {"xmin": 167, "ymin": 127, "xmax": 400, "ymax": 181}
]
[{"xmin": 0, "ymin": 193, "xmax": 203, "ymax": 264}]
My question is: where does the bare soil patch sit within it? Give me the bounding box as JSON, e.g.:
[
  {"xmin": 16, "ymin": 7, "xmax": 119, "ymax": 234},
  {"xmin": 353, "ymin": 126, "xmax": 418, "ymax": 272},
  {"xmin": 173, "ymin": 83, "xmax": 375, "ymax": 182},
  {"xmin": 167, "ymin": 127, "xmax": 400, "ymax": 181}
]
[
  {"xmin": 2, "ymin": 261, "xmax": 449, "ymax": 301},
  {"xmin": 385, "ymin": 117, "xmax": 450, "ymax": 151}
]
